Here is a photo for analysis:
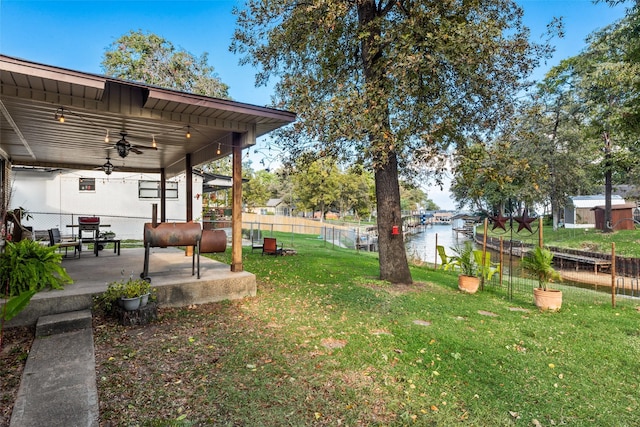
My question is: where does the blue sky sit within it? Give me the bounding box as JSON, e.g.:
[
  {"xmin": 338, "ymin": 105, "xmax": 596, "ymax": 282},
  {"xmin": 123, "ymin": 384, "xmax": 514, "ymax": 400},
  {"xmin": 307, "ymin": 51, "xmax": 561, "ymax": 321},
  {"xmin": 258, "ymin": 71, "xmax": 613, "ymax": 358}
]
[{"xmin": 0, "ymin": 0, "xmax": 631, "ymax": 208}]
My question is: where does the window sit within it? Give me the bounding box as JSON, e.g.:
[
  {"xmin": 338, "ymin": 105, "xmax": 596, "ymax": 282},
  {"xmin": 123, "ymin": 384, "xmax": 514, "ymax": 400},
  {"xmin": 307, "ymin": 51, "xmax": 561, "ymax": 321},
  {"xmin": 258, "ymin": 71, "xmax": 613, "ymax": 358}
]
[
  {"xmin": 138, "ymin": 180, "xmax": 178, "ymax": 199},
  {"xmin": 79, "ymin": 178, "xmax": 95, "ymax": 191}
]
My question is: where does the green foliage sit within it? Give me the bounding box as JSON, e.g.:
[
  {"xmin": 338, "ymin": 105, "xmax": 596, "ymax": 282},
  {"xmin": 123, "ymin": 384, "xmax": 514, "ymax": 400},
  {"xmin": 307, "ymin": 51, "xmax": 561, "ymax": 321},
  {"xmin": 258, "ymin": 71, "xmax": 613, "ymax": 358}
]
[
  {"xmin": 292, "ymin": 157, "xmax": 341, "ymax": 216},
  {"xmin": 0, "ymin": 240, "xmax": 72, "ymax": 297},
  {"xmin": 1, "ymin": 289, "xmax": 37, "ymax": 322},
  {"xmin": 399, "ymin": 182, "xmax": 428, "ymax": 212},
  {"xmin": 95, "ymin": 278, "xmax": 153, "ymax": 312},
  {"xmin": 101, "ymin": 30, "xmax": 229, "ymax": 99},
  {"xmin": 451, "ymin": 7, "xmax": 640, "ymax": 215},
  {"xmin": 449, "ymin": 241, "xmax": 478, "ymax": 277},
  {"xmin": 520, "ymin": 246, "xmax": 562, "ymax": 291},
  {"xmin": 121, "ymin": 278, "xmax": 152, "ymax": 299},
  {"xmin": 243, "ymin": 169, "xmax": 278, "ymax": 212}
]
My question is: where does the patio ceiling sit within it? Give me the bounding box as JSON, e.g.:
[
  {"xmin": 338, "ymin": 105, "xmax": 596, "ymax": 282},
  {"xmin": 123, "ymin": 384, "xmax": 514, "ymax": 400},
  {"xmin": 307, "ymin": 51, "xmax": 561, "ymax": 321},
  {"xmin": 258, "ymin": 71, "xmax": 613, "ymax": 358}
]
[{"xmin": 0, "ymin": 55, "xmax": 296, "ymax": 178}]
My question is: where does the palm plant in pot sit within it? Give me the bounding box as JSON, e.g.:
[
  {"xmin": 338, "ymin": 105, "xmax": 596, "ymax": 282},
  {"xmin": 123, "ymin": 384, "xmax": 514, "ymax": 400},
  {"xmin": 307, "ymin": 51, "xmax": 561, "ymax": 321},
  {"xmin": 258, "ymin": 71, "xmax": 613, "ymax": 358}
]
[
  {"xmin": 450, "ymin": 241, "xmax": 480, "ymax": 294},
  {"xmin": 520, "ymin": 246, "xmax": 563, "ymax": 311}
]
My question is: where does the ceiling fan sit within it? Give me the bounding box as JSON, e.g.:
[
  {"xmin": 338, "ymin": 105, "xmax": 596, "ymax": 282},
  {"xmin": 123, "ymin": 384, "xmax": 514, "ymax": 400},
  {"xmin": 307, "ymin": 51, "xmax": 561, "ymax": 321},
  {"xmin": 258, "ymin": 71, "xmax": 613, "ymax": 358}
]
[{"xmin": 112, "ymin": 131, "xmax": 157, "ymax": 158}]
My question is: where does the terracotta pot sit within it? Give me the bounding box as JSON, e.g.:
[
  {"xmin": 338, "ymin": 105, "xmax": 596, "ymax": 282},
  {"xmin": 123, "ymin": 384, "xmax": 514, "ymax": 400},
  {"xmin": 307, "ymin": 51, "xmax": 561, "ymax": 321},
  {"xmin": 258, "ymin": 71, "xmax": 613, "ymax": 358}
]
[
  {"xmin": 533, "ymin": 288, "xmax": 563, "ymax": 311},
  {"xmin": 458, "ymin": 275, "xmax": 480, "ymax": 294}
]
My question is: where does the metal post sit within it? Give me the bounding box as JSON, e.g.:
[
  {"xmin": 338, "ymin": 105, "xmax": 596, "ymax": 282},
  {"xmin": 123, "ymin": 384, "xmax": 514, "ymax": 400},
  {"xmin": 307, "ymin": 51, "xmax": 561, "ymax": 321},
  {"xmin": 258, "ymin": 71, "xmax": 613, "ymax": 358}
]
[{"xmin": 611, "ymin": 242, "xmax": 616, "ymax": 308}]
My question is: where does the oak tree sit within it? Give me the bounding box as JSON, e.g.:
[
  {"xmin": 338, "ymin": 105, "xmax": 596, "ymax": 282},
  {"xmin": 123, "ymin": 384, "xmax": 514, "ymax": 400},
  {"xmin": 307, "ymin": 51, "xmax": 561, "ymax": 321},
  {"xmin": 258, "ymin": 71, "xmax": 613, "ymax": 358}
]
[
  {"xmin": 232, "ymin": 0, "xmax": 547, "ymax": 283},
  {"xmin": 102, "ymin": 30, "xmax": 229, "ymax": 98}
]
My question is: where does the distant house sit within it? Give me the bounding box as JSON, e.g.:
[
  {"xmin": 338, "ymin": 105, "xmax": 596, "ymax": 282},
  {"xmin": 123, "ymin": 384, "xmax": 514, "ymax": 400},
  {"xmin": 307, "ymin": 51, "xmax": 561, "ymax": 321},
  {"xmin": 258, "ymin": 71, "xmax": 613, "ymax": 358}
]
[
  {"xmin": 451, "ymin": 213, "xmax": 480, "ymax": 237},
  {"xmin": 592, "ymin": 203, "xmax": 637, "ymax": 231},
  {"xmin": 434, "ymin": 211, "xmax": 454, "ymax": 224},
  {"xmin": 564, "ymin": 195, "xmax": 626, "ymax": 229},
  {"xmin": 256, "ymin": 198, "xmax": 291, "ymax": 216}
]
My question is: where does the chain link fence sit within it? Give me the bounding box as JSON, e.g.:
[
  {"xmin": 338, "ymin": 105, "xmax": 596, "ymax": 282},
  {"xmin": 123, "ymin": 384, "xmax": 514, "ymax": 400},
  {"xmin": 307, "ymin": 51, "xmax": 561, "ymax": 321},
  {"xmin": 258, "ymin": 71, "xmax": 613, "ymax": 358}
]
[{"xmin": 19, "ymin": 212, "xmax": 637, "ymax": 308}]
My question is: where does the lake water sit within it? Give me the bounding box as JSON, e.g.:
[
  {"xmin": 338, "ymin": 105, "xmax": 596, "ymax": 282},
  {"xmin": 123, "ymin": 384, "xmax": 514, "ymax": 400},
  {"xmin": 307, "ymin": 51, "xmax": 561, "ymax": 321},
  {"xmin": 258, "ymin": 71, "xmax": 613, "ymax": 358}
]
[{"xmin": 405, "ymin": 224, "xmax": 470, "ymax": 266}]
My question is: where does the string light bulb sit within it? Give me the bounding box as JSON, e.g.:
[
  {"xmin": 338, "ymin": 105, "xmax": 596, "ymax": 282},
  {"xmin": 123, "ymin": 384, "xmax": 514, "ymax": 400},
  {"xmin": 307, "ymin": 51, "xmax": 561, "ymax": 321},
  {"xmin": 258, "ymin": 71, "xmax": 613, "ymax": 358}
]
[
  {"xmin": 152, "ymin": 135, "xmax": 157, "ymax": 148},
  {"xmin": 216, "ymin": 143, "xmax": 221, "ymax": 155},
  {"xmin": 54, "ymin": 107, "xmax": 65, "ymax": 123},
  {"xmin": 186, "ymin": 126, "xmax": 191, "ymax": 139},
  {"xmin": 104, "ymin": 130, "xmax": 110, "ymax": 143}
]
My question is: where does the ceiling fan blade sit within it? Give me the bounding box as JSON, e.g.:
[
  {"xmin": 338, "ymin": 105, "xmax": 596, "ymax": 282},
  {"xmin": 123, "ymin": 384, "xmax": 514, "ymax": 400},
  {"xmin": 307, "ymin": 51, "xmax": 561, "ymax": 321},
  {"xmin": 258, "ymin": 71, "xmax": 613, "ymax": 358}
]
[
  {"xmin": 131, "ymin": 144, "xmax": 158, "ymax": 150},
  {"xmin": 129, "ymin": 147, "xmax": 144, "ymax": 155}
]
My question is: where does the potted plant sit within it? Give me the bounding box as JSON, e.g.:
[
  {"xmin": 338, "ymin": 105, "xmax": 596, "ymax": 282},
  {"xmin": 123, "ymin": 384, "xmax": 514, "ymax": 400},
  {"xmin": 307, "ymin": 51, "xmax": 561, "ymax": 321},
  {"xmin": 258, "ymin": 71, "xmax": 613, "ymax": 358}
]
[
  {"xmin": 120, "ymin": 278, "xmax": 152, "ymax": 311},
  {"xmin": 520, "ymin": 246, "xmax": 563, "ymax": 311},
  {"xmin": 450, "ymin": 241, "xmax": 480, "ymax": 294},
  {"xmin": 100, "ymin": 277, "xmax": 152, "ymax": 312},
  {"xmin": 0, "ymin": 239, "xmax": 72, "ymax": 297},
  {"xmin": 0, "ymin": 239, "xmax": 72, "ymax": 346}
]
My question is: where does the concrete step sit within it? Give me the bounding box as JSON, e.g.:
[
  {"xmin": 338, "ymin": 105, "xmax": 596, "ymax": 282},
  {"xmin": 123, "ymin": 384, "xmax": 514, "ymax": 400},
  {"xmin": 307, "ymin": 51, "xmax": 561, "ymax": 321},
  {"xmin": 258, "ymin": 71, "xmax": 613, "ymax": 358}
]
[{"xmin": 35, "ymin": 309, "xmax": 93, "ymax": 337}]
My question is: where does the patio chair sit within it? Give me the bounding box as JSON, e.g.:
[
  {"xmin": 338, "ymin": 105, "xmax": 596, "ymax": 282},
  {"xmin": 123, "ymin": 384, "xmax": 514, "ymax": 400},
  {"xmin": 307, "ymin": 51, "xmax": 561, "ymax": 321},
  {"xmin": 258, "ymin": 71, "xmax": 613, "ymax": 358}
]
[
  {"xmin": 473, "ymin": 249, "xmax": 500, "ymax": 281},
  {"xmin": 437, "ymin": 245, "xmax": 457, "ymax": 270},
  {"xmin": 48, "ymin": 228, "xmax": 81, "ymax": 258},
  {"xmin": 262, "ymin": 237, "xmax": 283, "ymax": 256}
]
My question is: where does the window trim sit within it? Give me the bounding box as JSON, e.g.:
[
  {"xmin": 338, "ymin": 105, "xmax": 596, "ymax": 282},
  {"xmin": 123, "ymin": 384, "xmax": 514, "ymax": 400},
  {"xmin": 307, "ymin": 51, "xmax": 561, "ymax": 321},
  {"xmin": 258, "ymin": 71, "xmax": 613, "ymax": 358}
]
[
  {"xmin": 79, "ymin": 177, "xmax": 96, "ymax": 192},
  {"xmin": 138, "ymin": 180, "xmax": 178, "ymax": 199}
]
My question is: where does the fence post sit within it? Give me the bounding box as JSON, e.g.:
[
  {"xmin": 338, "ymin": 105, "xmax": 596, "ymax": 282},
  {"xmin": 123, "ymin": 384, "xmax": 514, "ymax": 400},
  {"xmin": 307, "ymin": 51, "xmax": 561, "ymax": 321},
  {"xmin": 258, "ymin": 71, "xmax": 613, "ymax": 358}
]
[
  {"xmin": 332, "ymin": 227, "xmax": 335, "ymax": 249},
  {"xmin": 499, "ymin": 237, "xmax": 504, "ymax": 288},
  {"xmin": 611, "ymin": 242, "xmax": 616, "ymax": 309},
  {"xmin": 539, "ymin": 217, "xmax": 543, "ymax": 248},
  {"xmin": 324, "ymin": 226, "xmax": 327, "ymax": 247},
  {"xmin": 481, "ymin": 218, "xmax": 488, "ymax": 290}
]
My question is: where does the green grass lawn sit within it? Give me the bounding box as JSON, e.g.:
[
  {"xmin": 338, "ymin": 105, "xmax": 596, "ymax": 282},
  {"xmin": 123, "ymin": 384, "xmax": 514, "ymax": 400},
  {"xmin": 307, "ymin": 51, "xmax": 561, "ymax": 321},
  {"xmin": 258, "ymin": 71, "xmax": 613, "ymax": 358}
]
[{"xmin": 92, "ymin": 233, "xmax": 640, "ymax": 426}]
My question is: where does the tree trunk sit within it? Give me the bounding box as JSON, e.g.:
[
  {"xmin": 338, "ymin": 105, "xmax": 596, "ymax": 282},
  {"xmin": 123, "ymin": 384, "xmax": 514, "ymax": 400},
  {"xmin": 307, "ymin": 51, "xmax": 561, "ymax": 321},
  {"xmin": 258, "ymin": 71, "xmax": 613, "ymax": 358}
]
[
  {"xmin": 358, "ymin": 0, "xmax": 412, "ymax": 284},
  {"xmin": 603, "ymin": 132, "xmax": 613, "ymax": 233},
  {"xmin": 375, "ymin": 152, "xmax": 413, "ymax": 284}
]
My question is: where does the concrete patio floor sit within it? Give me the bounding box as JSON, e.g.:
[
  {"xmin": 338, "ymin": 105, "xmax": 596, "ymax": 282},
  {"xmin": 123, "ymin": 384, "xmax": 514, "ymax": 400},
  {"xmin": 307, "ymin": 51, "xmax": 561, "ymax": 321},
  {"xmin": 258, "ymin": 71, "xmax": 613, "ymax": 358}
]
[{"xmin": 4, "ymin": 246, "xmax": 257, "ymax": 327}]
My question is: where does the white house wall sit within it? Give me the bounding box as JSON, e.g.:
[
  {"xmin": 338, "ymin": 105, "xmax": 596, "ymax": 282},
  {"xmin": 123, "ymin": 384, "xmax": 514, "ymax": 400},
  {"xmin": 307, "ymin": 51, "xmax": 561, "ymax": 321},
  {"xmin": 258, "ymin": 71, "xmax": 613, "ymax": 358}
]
[{"xmin": 12, "ymin": 169, "xmax": 203, "ymax": 240}]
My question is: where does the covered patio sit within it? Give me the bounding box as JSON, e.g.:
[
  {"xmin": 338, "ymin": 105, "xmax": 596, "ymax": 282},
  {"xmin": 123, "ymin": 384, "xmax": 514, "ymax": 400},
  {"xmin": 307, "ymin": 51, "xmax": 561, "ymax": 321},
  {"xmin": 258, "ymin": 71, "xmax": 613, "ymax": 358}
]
[
  {"xmin": 1, "ymin": 54, "xmax": 296, "ymax": 323},
  {"xmin": 5, "ymin": 247, "xmax": 257, "ymax": 327}
]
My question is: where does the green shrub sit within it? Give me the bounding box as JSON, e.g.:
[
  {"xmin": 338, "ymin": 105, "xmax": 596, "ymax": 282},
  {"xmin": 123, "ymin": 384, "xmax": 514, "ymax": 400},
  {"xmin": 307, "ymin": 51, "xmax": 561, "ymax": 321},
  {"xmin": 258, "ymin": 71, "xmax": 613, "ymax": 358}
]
[{"xmin": 0, "ymin": 239, "xmax": 72, "ymax": 297}]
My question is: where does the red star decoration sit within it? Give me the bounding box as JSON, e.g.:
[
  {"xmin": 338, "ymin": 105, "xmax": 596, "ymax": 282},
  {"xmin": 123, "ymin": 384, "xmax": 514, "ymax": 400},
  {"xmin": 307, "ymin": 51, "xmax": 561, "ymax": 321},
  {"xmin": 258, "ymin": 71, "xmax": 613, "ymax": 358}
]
[
  {"xmin": 514, "ymin": 210, "xmax": 536, "ymax": 233},
  {"xmin": 490, "ymin": 214, "xmax": 509, "ymax": 231}
]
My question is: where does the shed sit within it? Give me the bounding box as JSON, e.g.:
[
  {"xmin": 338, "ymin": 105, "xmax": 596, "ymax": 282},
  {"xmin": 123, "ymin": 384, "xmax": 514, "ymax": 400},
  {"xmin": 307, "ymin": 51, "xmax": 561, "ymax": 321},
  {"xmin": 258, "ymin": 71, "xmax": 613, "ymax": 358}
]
[
  {"xmin": 592, "ymin": 203, "xmax": 637, "ymax": 231},
  {"xmin": 564, "ymin": 195, "xmax": 625, "ymax": 228}
]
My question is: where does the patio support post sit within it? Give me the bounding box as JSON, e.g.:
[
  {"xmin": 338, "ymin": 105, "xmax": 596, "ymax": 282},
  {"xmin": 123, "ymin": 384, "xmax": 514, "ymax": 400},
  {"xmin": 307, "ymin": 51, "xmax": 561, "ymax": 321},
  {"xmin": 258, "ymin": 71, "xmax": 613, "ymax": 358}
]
[
  {"xmin": 231, "ymin": 132, "xmax": 243, "ymax": 272},
  {"xmin": 160, "ymin": 168, "xmax": 166, "ymax": 223},
  {"xmin": 184, "ymin": 154, "xmax": 195, "ymax": 257},
  {"xmin": 186, "ymin": 153, "xmax": 193, "ymax": 222}
]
